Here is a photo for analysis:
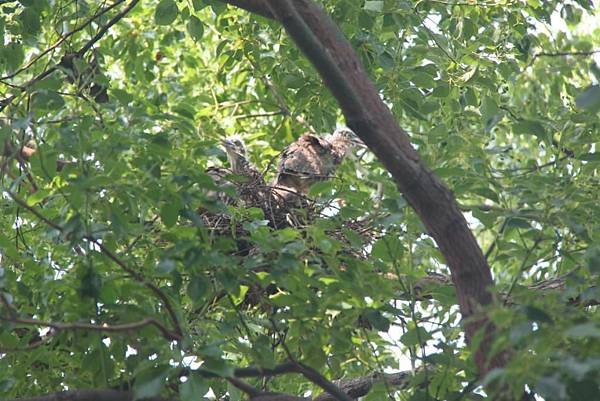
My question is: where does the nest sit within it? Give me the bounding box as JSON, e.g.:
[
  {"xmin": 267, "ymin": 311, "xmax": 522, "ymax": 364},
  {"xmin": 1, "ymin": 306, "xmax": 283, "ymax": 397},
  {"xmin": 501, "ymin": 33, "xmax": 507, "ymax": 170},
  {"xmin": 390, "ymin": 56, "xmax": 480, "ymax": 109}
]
[{"xmin": 198, "ymin": 179, "xmax": 377, "ymax": 259}]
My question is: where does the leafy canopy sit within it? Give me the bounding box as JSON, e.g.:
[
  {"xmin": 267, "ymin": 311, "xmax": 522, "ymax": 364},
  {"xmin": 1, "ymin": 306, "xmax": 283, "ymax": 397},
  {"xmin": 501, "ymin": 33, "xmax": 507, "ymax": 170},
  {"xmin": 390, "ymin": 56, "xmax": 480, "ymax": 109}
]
[{"xmin": 0, "ymin": 1, "xmax": 599, "ymax": 400}]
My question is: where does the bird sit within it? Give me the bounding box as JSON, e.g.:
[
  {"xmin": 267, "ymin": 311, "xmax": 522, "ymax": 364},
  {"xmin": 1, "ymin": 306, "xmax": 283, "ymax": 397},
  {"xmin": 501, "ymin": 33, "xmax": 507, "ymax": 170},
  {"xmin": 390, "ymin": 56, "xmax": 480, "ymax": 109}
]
[
  {"xmin": 205, "ymin": 136, "xmax": 265, "ymax": 207},
  {"xmin": 272, "ymin": 127, "xmax": 361, "ymax": 202}
]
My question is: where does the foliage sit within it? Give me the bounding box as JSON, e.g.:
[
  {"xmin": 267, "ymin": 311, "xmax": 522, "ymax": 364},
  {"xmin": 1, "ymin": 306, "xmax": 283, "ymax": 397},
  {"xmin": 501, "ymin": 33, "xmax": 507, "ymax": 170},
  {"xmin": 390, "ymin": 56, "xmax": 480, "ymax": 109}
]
[{"xmin": 0, "ymin": 0, "xmax": 599, "ymax": 400}]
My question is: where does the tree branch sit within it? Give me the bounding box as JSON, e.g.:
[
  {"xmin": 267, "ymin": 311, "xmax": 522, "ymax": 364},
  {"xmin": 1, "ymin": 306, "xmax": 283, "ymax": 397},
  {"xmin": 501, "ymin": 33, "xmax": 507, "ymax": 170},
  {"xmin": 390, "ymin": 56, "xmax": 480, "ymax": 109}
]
[
  {"xmin": 219, "ymin": 0, "xmax": 273, "ymax": 19},
  {"xmin": 5, "ymin": 191, "xmax": 183, "ymax": 339},
  {"xmin": 0, "ymin": 306, "xmax": 181, "ymax": 342},
  {"xmin": 0, "ymin": 0, "xmax": 140, "ymax": 111},
  {"xmin": 257, "ymin": 0, "xmax": 499, "ymax": 375},
  {"xmin": 0, "ymin": 0, "xmax": 127, "ymax": 82}
]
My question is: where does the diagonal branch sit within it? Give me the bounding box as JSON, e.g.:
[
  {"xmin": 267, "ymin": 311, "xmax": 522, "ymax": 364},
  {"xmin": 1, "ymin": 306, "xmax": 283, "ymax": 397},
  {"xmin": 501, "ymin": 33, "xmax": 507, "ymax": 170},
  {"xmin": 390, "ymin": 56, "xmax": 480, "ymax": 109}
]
[
  {"xmin": 0, "ymin": 0, "xmax": 127, "ymax": 82},
  {"xmin": 5, "ymin": 190, "xmax": 183, "ymax": 338},
  {"xmin": 230, "ymin": 0, "xmax": 500, "ymax": 375},
  {"xmin": 0, "ymin": 304, "xmax": 181, "ymax": 342},
  {"xmin": 0, "ymin": 0, "xmax": 140, "ymax": 111}
]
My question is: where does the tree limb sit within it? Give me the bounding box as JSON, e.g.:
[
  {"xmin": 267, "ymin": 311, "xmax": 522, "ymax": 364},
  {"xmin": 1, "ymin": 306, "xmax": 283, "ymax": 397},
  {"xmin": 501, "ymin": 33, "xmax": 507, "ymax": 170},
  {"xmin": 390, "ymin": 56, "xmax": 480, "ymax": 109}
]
[
  {"xmin": 0, "ymin": 308, "xmax": 181, "ymax": 342},
  {"xmin": 0, "ymin": 0, "xmax": 140, "ymax": 111},
  {"xmin": 0, "ymin": 0, "xmax": 127, "ymax": 82},
  {"xmin": 240, "ymin": 0, "xmax": 500, "ymax": 375}
]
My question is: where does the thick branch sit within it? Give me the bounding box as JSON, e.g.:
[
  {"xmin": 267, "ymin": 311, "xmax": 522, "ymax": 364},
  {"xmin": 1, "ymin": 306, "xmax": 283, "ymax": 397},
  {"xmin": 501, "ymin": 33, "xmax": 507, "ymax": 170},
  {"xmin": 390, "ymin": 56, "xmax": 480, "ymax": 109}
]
[
  {"xmin": 245, "ymin": 0, "xmax": 499, "ymax": 374},
  {"xmin": 7, "ymin": 366, "xmax": 416, "ymax": 401}
]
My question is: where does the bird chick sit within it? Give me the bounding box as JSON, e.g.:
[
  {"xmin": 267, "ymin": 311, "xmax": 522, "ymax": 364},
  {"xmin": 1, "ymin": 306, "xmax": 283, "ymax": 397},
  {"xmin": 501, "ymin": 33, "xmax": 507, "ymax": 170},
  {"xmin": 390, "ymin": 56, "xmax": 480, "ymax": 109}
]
[
  {"xmin": 221, "ymin": 136, "xmax": 248, "ymax": 174},
  {"xmin": 272, "ymin": 127, "xmax": 361, "ymax": 202},
  {"xmin": 326, "ymin": 127, "xmax": 363, "ymax": 161},
  {"xmin": 205, "ymin": 136, "xmax": 265, "ymax": 208}
]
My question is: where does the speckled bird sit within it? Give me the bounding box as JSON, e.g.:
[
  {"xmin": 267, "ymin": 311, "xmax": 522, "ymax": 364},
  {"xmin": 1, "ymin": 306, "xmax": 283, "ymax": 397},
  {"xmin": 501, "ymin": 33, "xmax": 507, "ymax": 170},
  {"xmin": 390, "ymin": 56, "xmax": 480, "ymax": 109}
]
[
  {"xmin": 272, "ymin": 127, "xmax": 361, "ymax": 201},
  {"xmin": 206, "ymin": 136, "xmax": 265, "ymax": 206}
]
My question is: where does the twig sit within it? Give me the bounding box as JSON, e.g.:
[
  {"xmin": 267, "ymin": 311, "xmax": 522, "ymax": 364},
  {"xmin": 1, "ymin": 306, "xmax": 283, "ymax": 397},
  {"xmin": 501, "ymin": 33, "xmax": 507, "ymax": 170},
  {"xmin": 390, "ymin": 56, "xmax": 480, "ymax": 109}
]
[
  {"xmin": 0, "ymin": 313, "xmax": 181, "ymax": 342},
  {"xmin": 0, "ymin": 0, "xmax": 126, "ymax": 82},
  {"xmin": 233, "ymin": 110, "xmax": 284, "ymax": 120},
  {"xmin": 0, "ymin": 0, "xmax": 140, "ymax": 112},
  {"xmin": 5, "ymin": 190, "xmax": 183, "ymax": 338},
  {"xmin": 524, "ymin": 49, "xmax": 600, "ymax": 71}
]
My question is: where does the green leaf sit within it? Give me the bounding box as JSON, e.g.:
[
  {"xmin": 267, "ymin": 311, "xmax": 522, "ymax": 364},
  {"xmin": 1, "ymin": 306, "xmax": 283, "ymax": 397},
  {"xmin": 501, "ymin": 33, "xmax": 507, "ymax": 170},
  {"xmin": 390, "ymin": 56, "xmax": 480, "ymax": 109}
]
[
  {"xmin": 180, "ymin": 373, "xmax": 209, "ymax": 401},
  {"xmin": 157, "ymin": 258, "xmax": 176, "ymax": 274},
  {"xmin": 400, "ymin": 327, "xmax": 432, "ymax": 347},
  {"xmin": 577, "ymin": 153, "xmax": 600, "ymax": 162},
  {"xmin": 155, "ymin": 0, "xmax": 178, "ymax": 25},
  {"xmin": 187, "ymin": 275, "xmax": 208, "ymax": 303},
  {"xmin": 19, "ymin": 8, "xmax": 41, "ymax": 36},
  {"xmin": 26, "ymin": 189, "xmax": 49, "ymax": 207},
  {"xmin": 31, "ymin": 90, "xmax": 65, "ymax": 112},
  {"xmin": 160, "ymin": 200, "xmax": 181, "ymax": 228},
  {"xmin": 535, "ymin": 375, "xmax": 567, "ymax": 401},
  {"xmin": 363, "ymin": 1, "xmax": 384, "ymax": 12},
  {"xmin": 512, "ymin": 120, "xmax": 546, "ymax": 138},
  {"xmin": 361, "ymin": 308, "xmax": 390, "ymax": 331},
  {"xmin": 565, "ymin": 323, "xmax": 600, "ymax": 338},
  {"xmin": 575, "ymin": 85, "xmax": 600, "ymax": 112},
  {"xmin": 187, "ymin": 16, "xmax": 204, "ymax": 41},
  {"xmin": 132, "ymin": 365, "xmax": 170, "ymax": 400}
]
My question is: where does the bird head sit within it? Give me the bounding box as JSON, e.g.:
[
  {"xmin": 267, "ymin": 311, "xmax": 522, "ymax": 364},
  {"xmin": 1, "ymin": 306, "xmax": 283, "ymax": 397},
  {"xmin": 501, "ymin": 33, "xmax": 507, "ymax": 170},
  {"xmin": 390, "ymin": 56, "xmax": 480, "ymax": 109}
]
[
  {"xmin": 329, "ymin": 127, "xmax": 364, "ymax": 156},
  {"xmin": 220, "ymin": 136, "xmax": 248, "ymax": 173}
]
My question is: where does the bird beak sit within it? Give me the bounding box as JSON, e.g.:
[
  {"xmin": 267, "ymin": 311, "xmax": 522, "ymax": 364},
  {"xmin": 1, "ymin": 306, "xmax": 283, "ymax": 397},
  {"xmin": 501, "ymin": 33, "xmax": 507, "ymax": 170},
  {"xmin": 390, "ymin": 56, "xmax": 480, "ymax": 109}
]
[
  {"xmin": 350, "ymin": 136, "xmax": 367, "ymax": 148},
  {"xmin": 220, "ymin": 138, "xmax": 233, "ymax": 148}
]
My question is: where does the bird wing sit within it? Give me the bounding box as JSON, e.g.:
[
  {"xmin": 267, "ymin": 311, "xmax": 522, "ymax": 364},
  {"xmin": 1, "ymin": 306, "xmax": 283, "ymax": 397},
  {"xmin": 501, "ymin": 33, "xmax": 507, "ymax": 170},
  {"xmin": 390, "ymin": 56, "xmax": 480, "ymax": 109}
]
[
  {"xmin": 205, "ymin": 166, "xmax": 236, "ymax": 204},
  {"xmin": 276, "ymin": 134, "xmax": 334, "ymax": 180}
]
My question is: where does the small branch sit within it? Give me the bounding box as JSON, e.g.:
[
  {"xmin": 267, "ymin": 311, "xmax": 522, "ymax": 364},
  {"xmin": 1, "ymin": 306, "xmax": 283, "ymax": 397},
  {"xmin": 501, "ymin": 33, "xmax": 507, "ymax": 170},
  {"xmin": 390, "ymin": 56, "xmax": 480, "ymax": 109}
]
[
  {"xmin": 0, "ymin": 307, "xmax": 180, "ymax": 342},
  {"xmin": 218, "ymin": 0, "xmax": 273, "ymax": 19},
  {"xmin": 525, "ymin": 49, "xmax": 600, "ymax": 70},
  {"xmin": 234, "ymin": 361, "xmax": 298, "ymax": 377},
  {"xmin": 4, "ymin": 191, "xmax": 183, "ymax": 338},
  {"xmin": 77, "ymin": 0, "xmax": 140, "ymax": 57},
  {"xmin": 0, "ymin": 0, "xmax": 140, "ymax": 111},
  {"xmin": 233, "ymin": 110, "xmax": 285, "ymax": 120},
  {"xmin": 533, "ymin": 49, "xmax": 600, "ymax": 59},
  {"xmin": 0, "ymin": 0, "xmax": 126, "ymax": 82}
]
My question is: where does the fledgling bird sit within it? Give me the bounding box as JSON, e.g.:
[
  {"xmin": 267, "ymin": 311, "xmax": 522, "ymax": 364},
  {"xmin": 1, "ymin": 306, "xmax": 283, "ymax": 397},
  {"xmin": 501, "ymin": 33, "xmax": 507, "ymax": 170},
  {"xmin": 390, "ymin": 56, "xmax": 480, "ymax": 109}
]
[
  {"xmin": 205, "ymin": 136, "xmax": 265, "ymax": 207},
  {"xmin": 272, "ymin": 127, "xmax": 361, "ymax": 202}
]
